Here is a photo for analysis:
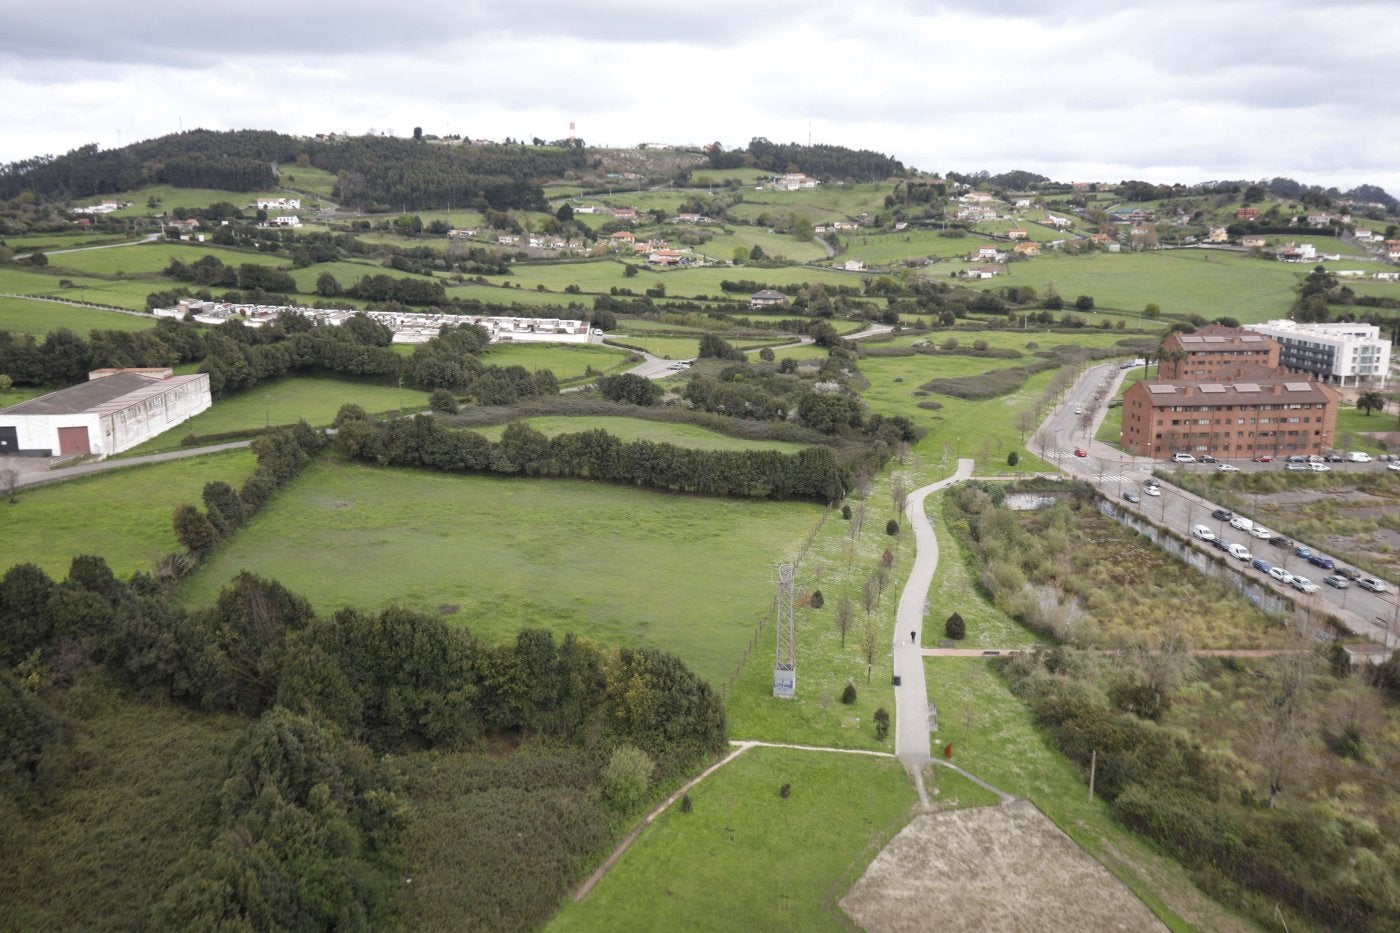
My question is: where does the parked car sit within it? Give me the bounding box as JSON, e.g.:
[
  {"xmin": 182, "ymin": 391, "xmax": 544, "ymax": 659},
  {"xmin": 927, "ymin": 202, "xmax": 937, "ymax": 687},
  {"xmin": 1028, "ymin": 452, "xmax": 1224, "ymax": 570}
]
[
  {"xmin": 1346, "ymin": 451, "xmax": 1372, "ymax": 463},
  {"xmin": 1201, "ymin": 455, "xmax": 1218, "ymax": 463},
  {"xmin": 1294, "ymin": 545, "xmax": 1312, "ymax": 559},
  {"xmin": 1172, "ymin": 453, "xmax": 1196, "ymax": 463},
  {"xmin": 1325, "ymin": 453, "xmax": 1345, "ymax": 462},
  {"xmin": 1218, "ymin": 463, "xmax": 1241, "ymax": 472},
  {"xmin": 1228, "ymin": 542, "xmax": 1252, "ymax": 561},
  {"xmin": 1309, "ymin": 463, "xmax": 1331, "ymax": 473},
  {"xmin": 1252, "ymin": 558, "xmax": 1273, "ymax": 574},
  {"xmin": 1287, "ymin": 455, "xmax": 1308, "ymax": 463},
  {"xmin": 1291, "ymin": 575, "xmax": 1320, "ymax": 594},
  {"xmin": 1389, "ymin": 462, "xmax": 1400, "ymax": 473},
  {"xmin": 1253, "ymin": 455, "xmax": 1274, "ymax": 462},
  {"xmin": 1308, "ymin": 455, "xmax": 1325, "ymax": 464},
  {"xmin": 1269, "ymin": 535, "xmax": 1293, "ymax": 548},
  {"xmin": 1192, "ymin": 525, "xmax": 1215, "ymax": 541},
  {"xmin": 1073, "ymin": 407, "xmax": 1084, "ymax": 415},
  {"xmin": 1323, "ymin": 575, "xmax": 1351, "ymax": 589},
  {"xmin": 1250, "ymin": 525, "xmax": 1273, "ymax": 539},
  {"xmin": 1285, "ymin": 463, "xmax": 1310, "ymax": 472},
  {"xmin": 1359, "ymin": 577, "xmax": 1390, "ymax": 593},
  {"xmin": 1308, "ymin": 554, "xmax": 1335, "ymax": 570},
  {"xmin": 1212, "ymin": 537, "xmax": 1231, "ymax": 552},
  {"xmin": 1122, "ymin": 491, "xmax": 1140, "ymax": 503},
  {"xmin": 1074, "ymin": 448, "xmax": 1087, "ymax": 457},
  {"xmin": 1268, "ymin": 566, "xmax": 1294, "ymax": 584},
  {"xmin": 1337, "ymin": 566, "xmax": 1363, "ymax": 581},
  {"xmin": 1230, "ymin": 516, "xmax": 1253, "ymax": 532},
  {"xmin": 1212, "ymin": 508, "xmax": 1233, "ymax": 521},
  {"xmin": 1143, "ymin": 485, "xmax": 1161, "ymax": 497}
]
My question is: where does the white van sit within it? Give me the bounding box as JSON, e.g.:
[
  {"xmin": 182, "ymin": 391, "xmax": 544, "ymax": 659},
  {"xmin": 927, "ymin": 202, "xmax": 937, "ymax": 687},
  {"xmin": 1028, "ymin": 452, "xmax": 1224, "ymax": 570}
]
[
  {"xmin": 1229, "ymin": 516, "xmax": 1254, "ymax": 532},
  {"xmin": 1347, "ymin": 451, "xmax": 1372, "ymax": 463},
  {"xmin": 1192, "ymin": 524, "xmax": 1215, "ymax": 541},
  {"xmin": 1228, "ymin": 542, "xmax": 1252, "ymax": 561}
]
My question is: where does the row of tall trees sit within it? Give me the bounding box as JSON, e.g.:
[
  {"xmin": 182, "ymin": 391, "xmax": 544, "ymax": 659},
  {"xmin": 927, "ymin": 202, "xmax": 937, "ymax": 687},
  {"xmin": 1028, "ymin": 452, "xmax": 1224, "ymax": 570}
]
[{"xmin": 334, "ymin": 412, "xmax": 849, "ymax": 502}]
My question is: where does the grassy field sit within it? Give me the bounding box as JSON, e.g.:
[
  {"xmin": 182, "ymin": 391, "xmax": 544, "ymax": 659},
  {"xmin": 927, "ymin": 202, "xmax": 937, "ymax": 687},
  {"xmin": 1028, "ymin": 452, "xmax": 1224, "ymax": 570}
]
[
  {"xmin": 48, "ymin": 241, "xmax": 285, "ymax": 277},
  {"xmin": 103, "ymin": 185, "xmax": 283, "ymax": 217},
  {"xmin": 178, "ymin": 460, "xmax": 824, "ymax": 687},
  {"xmin": 959, "ymin": 249, "xmax": 1304, "ymax": 323},
  {"xmin": 692, "ymin": 228, "xmax": 828, "ymax": 264},
  {"xmin": 0, "ymin": 297, "xmax": 156, "ymax": 337},
  {"xmin": 121, "ymin": 376, "xmax": 425, "ymax": 454},
  {"xmin": 470, "ymin": 416, "xmax": 814, "ymax": 453},
  {"xmin": 3, "ymin": 233, "xmax": 138, "ymax": 250},
  {"xmin": 604, "ymin": 335, "xmax": 704, "ymax": 359},
  {"xmin": 548, "ymin": 746, "xmax": 917, "ymax": 932},
  {"xmin": 0, "ymin": 448, "xmax": 258, "ymax": 578},
  {"xmin": 277, "ymin": 163, "xmax": 339, "ymax": 199},
  {"xmin": 0, "ymin": 265, "xmax": 158, "ymax": 311},
  {"xmin": 479, "ymin": 342, "xmax": 630, "ymax": 382},
  {"xmin": 840, "ymin": 229, "xmax": 986, "ymax": 265}
]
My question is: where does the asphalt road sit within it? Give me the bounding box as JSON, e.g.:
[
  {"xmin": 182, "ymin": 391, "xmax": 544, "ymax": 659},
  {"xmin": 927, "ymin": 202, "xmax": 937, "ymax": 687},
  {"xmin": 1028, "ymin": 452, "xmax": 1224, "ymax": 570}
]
[{"xmin": 1034, "ymin": 362, "xmax": 1400, "ymax": 645}]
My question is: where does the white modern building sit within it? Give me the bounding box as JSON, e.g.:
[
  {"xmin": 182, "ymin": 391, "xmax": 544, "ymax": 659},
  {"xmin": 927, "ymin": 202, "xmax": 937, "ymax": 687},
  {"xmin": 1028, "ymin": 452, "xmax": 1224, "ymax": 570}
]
[
  {"xmin": 1244, "ymin": 320, "xmax": 1391, "ymax": 387},
  {"xmin": 257, "ymin": 197, "xmax": 301, "ymax": 211},
  {"xmin": 0, "ymin": 369, "xmax": 212, "ymax": 458}
]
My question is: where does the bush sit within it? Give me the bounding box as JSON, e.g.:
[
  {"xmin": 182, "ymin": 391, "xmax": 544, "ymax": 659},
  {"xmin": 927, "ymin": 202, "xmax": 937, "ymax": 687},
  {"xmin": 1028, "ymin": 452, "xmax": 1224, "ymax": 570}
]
[
  {"xmin": 810, "ymin": 589, "xmax": 824, "ymax": 609},
  {"xmin": 886, "ymin": 519, "xmax": 899, "ymax": 536},
  {"xmin": 945, "ymin": 611, "xmax": 965, "ymax": 640},
  {"xmin": 779, "ymin": 782, "xmax": 791, "ymax": 798},
  {"xmin": 603, "ymin": 744, "xmax": 655, "ymax": 811},
  {"xmin": 842, "ymin": 504, "xmax": 852, "ymax": 520},
  {"xmin": 873, "ymin": 707, "xmax": 889, "ymax": 740},
  {"xmin": 1007, "ymin": 451, "xmax": 1019, "ymax": 467},
  {"xmin": 680, "ymin": 793, "xmax": 692, "ymax": 813},
  {"xmin": 430, "ymin": 388, "xmax": 459, "ymax": 414},
  {"xmin": 840, "ymin": 682, "xmax": 858, "ymax": 705}
]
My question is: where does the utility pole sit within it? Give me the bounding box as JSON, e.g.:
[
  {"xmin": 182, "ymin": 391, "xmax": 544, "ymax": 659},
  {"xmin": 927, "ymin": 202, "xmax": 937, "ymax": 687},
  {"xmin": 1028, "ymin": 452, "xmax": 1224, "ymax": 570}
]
[{"xmin": 773, "ymin": 563, "xmax": 796, "ymax": 698}]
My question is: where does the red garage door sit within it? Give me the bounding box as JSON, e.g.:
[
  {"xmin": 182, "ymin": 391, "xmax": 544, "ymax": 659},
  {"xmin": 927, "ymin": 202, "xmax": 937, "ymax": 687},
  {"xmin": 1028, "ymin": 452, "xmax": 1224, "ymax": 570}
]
[{"xmin": 57, "ymin": 426, "xmax": 91, "ymax": 456}]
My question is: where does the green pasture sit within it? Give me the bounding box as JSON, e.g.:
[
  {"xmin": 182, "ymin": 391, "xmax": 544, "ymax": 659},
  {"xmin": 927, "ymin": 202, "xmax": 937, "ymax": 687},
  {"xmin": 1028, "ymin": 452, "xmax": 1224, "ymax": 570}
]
[
  {"xmin": 840, "ymin": 229, "xmax": 984, "ymax": 265},
  {"xmin": 1335, "ymin": 406, "xmax": 1395, "ymax": 451},
  {"xmin": 470, "ymin": 416, "xmax": 813, "ymax": 453},
  {"xmin": 0, "ymin": 449, "xmax": 258, "ymax": 578},
  {"xmin": 548, "ymin": 747, "xmax": 917, "ymax": 933},
  {"xmin": 479, "ymin": 342, "xmax": 629, "ymax": 381},
  {"xmin": 277, "ymin": 163, "xmax": 339, "ymax": 198},
  {"xmin": 605, "ymin": 335, "xmax": 702, "ymax": 359},
  {"xmin": 287, "ymin": 259, "xmax": 410, "ymax": 294},
  {"xmin": 49, "ymin": 241, "xmax": 285, "ymax": 277},
  {"xmin": 734, "ymin": 182, "xmax": 892, "ymax": 219},
  {"xmin": 0, "ymin": 265, "xmax": 159, "ymax": 311},
  {"xmin": 505, "ymin": 260, "xmax": 635, "ymax": 293},
  {"xmin": 178, "ymin": 461, "xmax": 824, "ymax": 687},
  {"xmin": 692, "ymin": 228, "xmax": 828, "ymax": 264},
  {"xmin": 975, "ymin": 219, "xmax": 1072, "ymax": 243},
  {"xmin": 103, "ymin": 185, "xmax": 283, "ymax": 217},
  {"xmin": 666, "ymin": 265, "xmax": 853, "ymax": 295},
  {"xmin": 595, "ymin": 191, "xmax": 688, "ymax": 215},
  {"xmin": 727, "ymin": 202, "xmax": 847, "ymax": 227},
  {"xmin": 445, "ymin": 280, "xmax": 581, "ymax": 308},
  {"xmin": 3, "ymin": 233, "xmax": 137, "ymax": 251},
  {"xmin": 0, "ymin": 297, "xmax": 156, "ymax": 337},
  {"xmin": 1095, "ymin": 367, "xmax": 1149, "ymax": 444},
  {"xmin": 121, "ymin": 376, "xmax": 424, "ymax": 455},
  {"xmin": 960, "ymin": 249, "xmax": 1303, "ymax": 323},
  {"xmin": 689, "ymin": 168, "xmax": 768, "ymax": 187}
]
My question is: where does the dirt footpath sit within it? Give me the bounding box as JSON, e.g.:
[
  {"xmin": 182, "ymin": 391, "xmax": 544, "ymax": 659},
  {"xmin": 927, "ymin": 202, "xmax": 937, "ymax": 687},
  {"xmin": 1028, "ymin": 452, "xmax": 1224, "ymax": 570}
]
[{"xmin": 840, "ymin": 800, "xmax": 1166, "ymax": 932}]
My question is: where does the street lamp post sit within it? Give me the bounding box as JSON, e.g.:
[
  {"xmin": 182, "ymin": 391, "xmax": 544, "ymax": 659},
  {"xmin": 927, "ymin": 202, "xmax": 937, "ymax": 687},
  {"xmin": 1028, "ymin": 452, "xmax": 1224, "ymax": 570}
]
[{"xmin": 264, "ymin": 394, "xmax": 271, "ymax": 428}]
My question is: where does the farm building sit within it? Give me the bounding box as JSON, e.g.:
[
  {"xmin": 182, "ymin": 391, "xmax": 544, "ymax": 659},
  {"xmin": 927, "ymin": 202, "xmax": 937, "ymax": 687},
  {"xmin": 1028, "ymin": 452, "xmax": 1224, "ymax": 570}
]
[{"xmin": 0, "ymin": 369, "xmax": 211, "ymax": 458}]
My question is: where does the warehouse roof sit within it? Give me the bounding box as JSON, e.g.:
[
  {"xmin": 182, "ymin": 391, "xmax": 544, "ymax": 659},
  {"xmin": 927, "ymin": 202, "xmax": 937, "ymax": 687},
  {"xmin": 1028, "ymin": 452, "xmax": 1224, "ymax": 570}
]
[{"xmin": 2, "ymin": 373, "xmax": 207, "ymax": 417}]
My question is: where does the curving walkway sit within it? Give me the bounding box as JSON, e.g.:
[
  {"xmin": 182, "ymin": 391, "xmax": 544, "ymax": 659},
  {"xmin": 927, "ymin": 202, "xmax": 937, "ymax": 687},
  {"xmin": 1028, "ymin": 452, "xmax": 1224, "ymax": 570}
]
[{"xmin": 893, "ymin": 459, "xmax": 975, "ymax": 765}]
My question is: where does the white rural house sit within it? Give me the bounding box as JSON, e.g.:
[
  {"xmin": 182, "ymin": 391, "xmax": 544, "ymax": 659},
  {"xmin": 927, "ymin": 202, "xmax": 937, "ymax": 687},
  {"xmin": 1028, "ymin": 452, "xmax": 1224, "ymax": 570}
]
[
  {"xmin": 0, "ymin": 370, "xmax": 212, "ymax": 458},
  {"xmin": 257, "ymin": 197, "xmax": 301, "ymax": 211}
]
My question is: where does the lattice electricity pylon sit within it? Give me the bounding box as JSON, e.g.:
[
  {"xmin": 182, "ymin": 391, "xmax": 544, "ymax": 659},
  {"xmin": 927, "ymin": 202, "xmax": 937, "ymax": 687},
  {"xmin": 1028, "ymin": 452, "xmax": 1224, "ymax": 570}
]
[{"xmin": 773, "ymin": 563, "xmax": 796, "ymax": 698}]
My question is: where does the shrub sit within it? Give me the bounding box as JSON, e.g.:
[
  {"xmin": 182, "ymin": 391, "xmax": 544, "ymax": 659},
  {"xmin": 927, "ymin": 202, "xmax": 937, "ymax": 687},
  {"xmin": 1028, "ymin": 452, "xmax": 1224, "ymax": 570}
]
[
  {"xmin": 840, "ymin": 682, "xmax": 858, "ymax": 705},
  {"xmin": 1007, "ymin": 451, "xmax": 1019, "ymax": 467},
  {"xmin": 779, "ymin": 782, "xmax": 791, "ymax": 798},
  {"xmin": 603, "ymin": 744, "xmax": 655, "ymax": 811},
  {"xmin": 810, "ymin": 589, "xmax": 824, "ymax": 609},
  {"xmin": 680, "ymin": 793, "xmax": 692, "ymax": 813},
  {"xmin": 842, "ymin": 504, "xmax": 853, "ymax": 520},
  {"xmin": 873, "ymin": 707, "xmax": 889, "ymax": 740},
  {"xmin": 945, "ymin": 611, "xmax": 966, "ymax": 640},
  {"xmin": 886, "ymin": 519, "xmax": 899, "ymax": 536},
  {"xmin": 430, "ymin": 388, "xmax": 459, "ymax": 414}
]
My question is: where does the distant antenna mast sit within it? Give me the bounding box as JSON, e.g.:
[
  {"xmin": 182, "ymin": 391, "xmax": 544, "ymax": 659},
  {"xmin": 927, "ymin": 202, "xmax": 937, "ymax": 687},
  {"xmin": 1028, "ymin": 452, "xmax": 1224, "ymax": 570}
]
[
  {"xmin": 808, "ymin": 121, "xmax": 811, "ymax": 147},
  {"xmin": 773, "ymin": 563, "xmax": 796, "ymax": 698},
  {"xmin": 569, "ymin": 121, "xmax": 576, "ymax": 142}
]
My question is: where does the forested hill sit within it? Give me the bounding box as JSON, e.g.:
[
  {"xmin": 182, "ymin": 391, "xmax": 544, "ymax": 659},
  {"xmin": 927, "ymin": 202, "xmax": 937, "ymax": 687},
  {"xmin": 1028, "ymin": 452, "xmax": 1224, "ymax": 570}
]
[
  {"xmin": 707, "ymin": 137, "xmax": 905, "ymax": 182},
  {"xmin": 0, "ymin": 129, "xmax": 585, "ymax": 210}
]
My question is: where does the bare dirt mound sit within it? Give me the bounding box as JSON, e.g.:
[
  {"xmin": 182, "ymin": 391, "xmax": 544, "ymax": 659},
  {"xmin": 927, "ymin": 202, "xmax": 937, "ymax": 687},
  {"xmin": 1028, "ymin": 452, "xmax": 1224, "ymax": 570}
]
[{"xmin": 840, "ymin": 800, "xmax": 1165, "ymax": 932}]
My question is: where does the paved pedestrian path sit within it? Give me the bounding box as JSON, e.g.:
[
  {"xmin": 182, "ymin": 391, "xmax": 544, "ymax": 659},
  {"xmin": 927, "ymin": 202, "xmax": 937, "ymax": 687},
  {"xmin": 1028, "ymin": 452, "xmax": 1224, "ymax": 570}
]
[{"xmin": 892, "ymin": 459, "xmax": 975, "ymax": 766}]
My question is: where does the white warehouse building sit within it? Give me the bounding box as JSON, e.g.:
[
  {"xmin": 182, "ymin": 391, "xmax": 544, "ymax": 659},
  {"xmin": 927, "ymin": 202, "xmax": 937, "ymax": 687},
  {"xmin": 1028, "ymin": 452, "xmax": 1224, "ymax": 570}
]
[
  {"xmin": 1244, "ymin": 320, "xmax": 1391, "ymax": 388},
  {"xmin": 0, "ymin": 369, "xmax": 212, "ymax": 459}
]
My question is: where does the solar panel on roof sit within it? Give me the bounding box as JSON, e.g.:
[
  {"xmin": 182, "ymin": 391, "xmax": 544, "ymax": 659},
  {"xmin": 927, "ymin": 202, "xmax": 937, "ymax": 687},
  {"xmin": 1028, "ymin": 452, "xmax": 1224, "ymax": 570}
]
[
  {"xmin": 1199, "ymin": 384, "xmax": 1225, "ymax": 392},
  {"xmin": 1234, "ymin": 383, "xmax": 1260, "ymax": 392},
  {"xmin": 1240, "ymin": 335, "xmax": 1264, "ymax": 342},
  {"xmin": 1179, "ymin": 335, "xmax": 1202, "ymax": 343},
  {"xmin": 1146, "ymin": 385, "xmax": 1177, "ymax": 394},
  {"xmin": 1284, "ymin": 382, "xmax": 1311, "ymax": 391},
  {"xmin": 1203, "ymin": 336, "xmax": 1226, "ymax": 343}
]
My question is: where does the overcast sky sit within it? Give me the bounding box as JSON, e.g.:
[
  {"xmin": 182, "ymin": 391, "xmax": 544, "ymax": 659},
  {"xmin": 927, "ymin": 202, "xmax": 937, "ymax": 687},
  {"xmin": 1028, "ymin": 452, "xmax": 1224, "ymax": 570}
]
[{"xmin": 3, "ymin": 0, "xmax": 1398, "ymax": 196}]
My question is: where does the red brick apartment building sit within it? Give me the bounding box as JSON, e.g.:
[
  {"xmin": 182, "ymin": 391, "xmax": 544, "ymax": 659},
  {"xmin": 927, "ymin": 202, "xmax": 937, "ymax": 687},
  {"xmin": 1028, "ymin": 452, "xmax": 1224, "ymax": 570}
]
[
  {"xmin": 1157, "ymin": 324, "xmax": 1280, "ymax": 379},
  {"xmin": 1121, "ymin": 374, "xmax": 1340, "ymax": 459}
]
